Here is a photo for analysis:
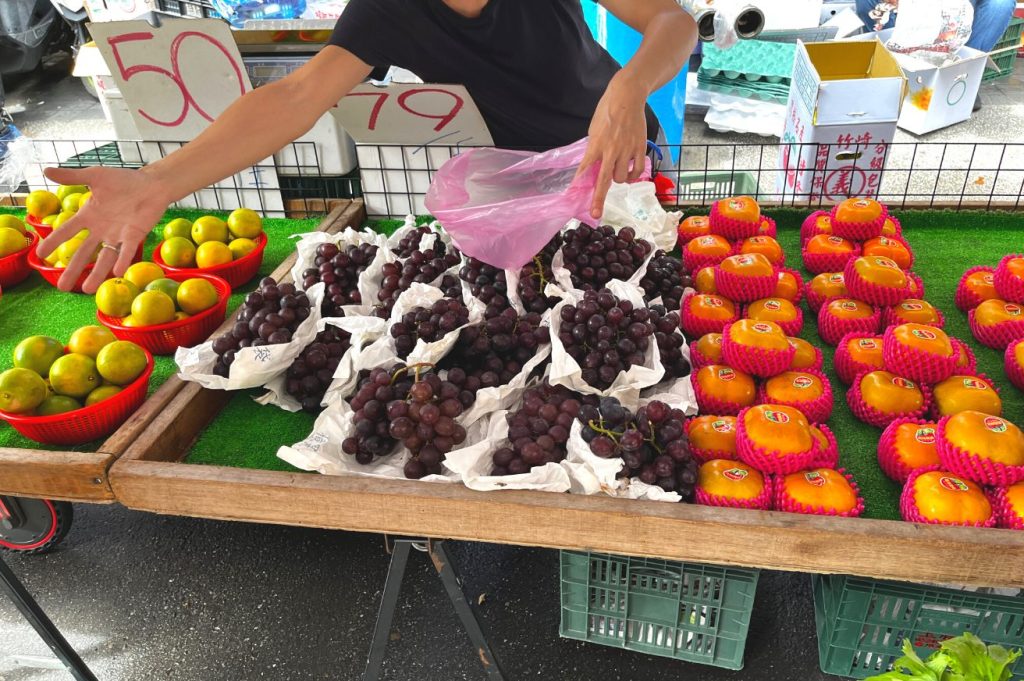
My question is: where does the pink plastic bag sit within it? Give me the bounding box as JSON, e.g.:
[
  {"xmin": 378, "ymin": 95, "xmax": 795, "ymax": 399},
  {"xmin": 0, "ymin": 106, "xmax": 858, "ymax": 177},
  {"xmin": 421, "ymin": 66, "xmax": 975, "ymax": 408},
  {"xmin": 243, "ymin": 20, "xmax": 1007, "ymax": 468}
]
[{"xmin": 424, "ymin": 139, "xmax": 599, "ymax": 270}]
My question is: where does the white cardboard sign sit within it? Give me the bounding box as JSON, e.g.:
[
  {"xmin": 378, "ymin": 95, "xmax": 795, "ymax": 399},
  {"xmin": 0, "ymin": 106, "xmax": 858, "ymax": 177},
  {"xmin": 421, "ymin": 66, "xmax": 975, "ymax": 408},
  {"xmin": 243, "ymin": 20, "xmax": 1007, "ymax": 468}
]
[{"xmin": 89, "ymin": 19, "xmax": 253, "ymax": 142}]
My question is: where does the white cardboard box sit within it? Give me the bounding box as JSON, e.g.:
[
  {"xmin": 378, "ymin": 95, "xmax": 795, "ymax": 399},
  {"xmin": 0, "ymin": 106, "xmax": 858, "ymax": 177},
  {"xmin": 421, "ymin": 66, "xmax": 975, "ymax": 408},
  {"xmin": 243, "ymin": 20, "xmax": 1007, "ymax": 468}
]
[{"xmin": 777, "ymin": 39, "xmax": 906, "ymax": 200}]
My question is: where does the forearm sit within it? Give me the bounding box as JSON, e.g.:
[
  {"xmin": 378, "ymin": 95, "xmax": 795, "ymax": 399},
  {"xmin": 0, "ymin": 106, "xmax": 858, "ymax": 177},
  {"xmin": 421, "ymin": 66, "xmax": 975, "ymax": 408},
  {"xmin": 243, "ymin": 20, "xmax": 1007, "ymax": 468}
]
[
  {"xmin": 139, "ymin": 79, "xmax": 325, "ymax": 204},
  {"xmin": 617, "ymin": 11, "xmax": 696, "ymax": 95}
]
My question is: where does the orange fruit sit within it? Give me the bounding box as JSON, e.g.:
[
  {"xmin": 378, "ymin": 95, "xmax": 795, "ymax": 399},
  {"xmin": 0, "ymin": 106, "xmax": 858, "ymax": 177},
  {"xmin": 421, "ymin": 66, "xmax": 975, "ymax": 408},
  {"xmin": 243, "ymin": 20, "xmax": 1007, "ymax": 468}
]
[
  {"xmin": 694, "ymin": 267, "xmax": 717, "ymax": 294},
  {"xmin": 943, "ymin": 411, "xmax": 1024, "ymax": 466},
  {"xmin": 757, "ymin": 219, "xmax": 774, "ymax": 236},
  {"xmin": 0, "ymin": 227, "xmax": 28, "ymax": 258},
  {"xmin": 810, "ymin": 425, "xmax": 831, "ymax": 453},
  {"xmin": 694, "ymin": 333, "xmax": 724, "ymax": 364},
  {"xmin": 191, "ymin": 215, "xmax": 229, "ymax": 244},
  {"xmin": 763, "ymin": 371, "xmax": 825, "ymax": 403},
  {"xmin": 891, "ymin": 323, "xmax": 953, "ymax": 358},
  {"xmin": 25, "ymin": 189, "xmax": 61, "ymax": 218},
  {"xmin": 685, "ymin": 235, "xmax": 731, "ymax": 259},
  {"xmin": 974, "ymin": 299, "xmax": 1023, "ymax": 326},
  {"xmin": 687, "ymin": 294, "xmax": 736, "ymax": 323},
  {"xmin": 860, "ymin": 370, "xmax": 925, "ymax": 415},
  {"xmin": 863, "ymin": 236, "xmax": 912, "ymax": 270},
  {"xmin": 228, "ymin": 238, "xmax": 257, "ymax": 261},
  {"xmin": 906, "ymin": 275, "xmax": 924, "ymax": 298},
  {"xmin": 719, "ymin": 253, "xmax": 774, "ymax": 278},
  {"xmin": 85, "ymin": 385, "xmax": 122, "ymax": 407},
  {"xmin": 12, "ymin": 336, "xmax": 65, "ymax": 376},
  {"xmin": 67, "ymin": 325, "xmax": 117, "ymax": 359},
  {"xmin": 743, "ymin": 404, "xmax": 813, "ymax": 454},
  {"xmin": 698, "ymin": 459, "xmax": 764, "ymax": 500},
  {"xmin": 96, "ymin": 341, "xmax": 148, "ymax": 386},
  {"xmin": 890, "ymin": 422, "xmax": 940, "ymax": 471},
  {"xmin": 124, "ymin": 262, "xmax": 166, "ymax": 290},
  {"xmin": 834, "ymin": 197, "xmax": 883, "ymax": 224},
  {"xmin": 739, "ymin": 236, "xmax": 783, "ymax": 265},
  {"xmin": 688, "ymin": 416, "xmax": 737, "ymax": 456},
  {"xmin": 678, "ymin": 215, "xmax": 711, "ymax": 242},
  {"xmin": 809, "ymin": 272, "xmax": 848, "ymax": 301},
  {"xmin": 1015, "ymin": 340, "xmax": 1024, "ymax": 368},
  {"xmin": 813, "ymin": 214, "xmax": 832, "ymax": 235},
  {"xmin": 774, "ymin": 271, "xmax": 800, "ymax": 301},
  {"xmin": 160, "ymin": 236, "xmax": 197, "ymax": 268},
  {"xmin": 747, "ymin": 297, "xmax": 799, "ymax": 324},
  {"xmin": 36, "ymin": 395, "xmax": 82, "ymax": 416},
  {"xmin": 0, "ymin": 368, "xmax": 49, "ymax": 414},
  {"xmin": 95, "ymin": 278, "xmax": 140, "ymax": 318},
  {"xmin": 889, "ymin": 300, "xmax": 940, "ymax": 326},
  {"xmin": 826, "ymin": 298, "xmax": 875, "ymax": 320},
  {"xmin": 851, "ymin": 256, "xmax": 907, "ymax": 289},
  {"xmin": 781, "ymin": 469, "xmax": 859, "ymax": 514},
  {"xmin": 0, "ymin": 214, "xmax": 26, "ymax": 235},
  {"xmin": 226, "ymin": 208, "xmax": 263, "ymax": 239},
  {"xmin": 131, "ymin": 290, "xmax": 176, "ymax": 326},
  {"xmin": 962, "ymin": 270, "xmax": 998, "ymax": 303},
  {"xmin": 695, "ymin": 365, "xmax": 756, "ymax": 408},
  {"xmin": 162, "ymin": 218, "xmax": 193, "ymax": 242},
  {"xmin": 845, "ymin": 336, "xmax": 884, "ymax": 369},
  {"xmin": 788, "ymin": 337, "xmax": 818, "ymax": 369},
  {"xmin": 48, "ymin": 354, "xmax": 101, "ymax": 400},
  {"xmin": 1004, "ymin": 256, "xmax": 1024, "ymax": 279},
  {"xmin": 1006, "ymin": 483, "xmax": 1024, "ymax": 519},
  {"xmin": 176, "ymin": 278, "xmax": 219, "ymax": 315},
  {"xmin": 881, "ymin": 217, "xmax": 899, "ymax": 237},
  {"xmin": 727, "ymin": 319, "xmax": 789, "ymax": 352},
  {"xmin": 911, "ymin": 470, "xmax": 992, "ymax": 524},
  {"xmin": 806, "ymin": 234, "xmax": 855, "ymax": 255},
  {"xmin": 195, "ymin": 241, "xmax": 233, "ymax": 268},
  {"xmin": 716, "ymin": 196, "xmax": 760, "ymax": 224},
  {"xmin": 932, "ymin": 376, "xmax": 1002, "ymax": 417}
]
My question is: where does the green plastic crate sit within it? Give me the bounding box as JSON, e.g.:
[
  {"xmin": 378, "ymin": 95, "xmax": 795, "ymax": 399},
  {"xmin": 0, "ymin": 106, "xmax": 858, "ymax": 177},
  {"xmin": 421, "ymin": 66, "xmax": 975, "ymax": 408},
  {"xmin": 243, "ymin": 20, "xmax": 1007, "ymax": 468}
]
[
  {"xmin": 559, "ymin": 551, "xmax": 759, "ymax": 670},
  {"xmin": 993, "ymin": 16, "xmax": 1024, "ymax": 51},
  {"xmin": 675, "ymin": 171, "xmax": 758, "ymax": 205},
  {"xmin": 813, "ymin": 574, "xmax": 1024, "ymax": 679},
  {"xmin": 983, "ymin": 49, "xmax": 1019, "ymax": 82}
]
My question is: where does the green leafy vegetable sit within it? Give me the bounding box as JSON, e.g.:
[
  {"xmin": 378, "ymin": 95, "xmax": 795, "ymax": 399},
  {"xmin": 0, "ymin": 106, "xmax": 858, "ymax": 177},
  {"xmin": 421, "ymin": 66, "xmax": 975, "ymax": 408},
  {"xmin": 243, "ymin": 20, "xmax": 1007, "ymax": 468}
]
[{"xmin": 865, "ymin": 634, "xmax": 1021, "ymax": 681}]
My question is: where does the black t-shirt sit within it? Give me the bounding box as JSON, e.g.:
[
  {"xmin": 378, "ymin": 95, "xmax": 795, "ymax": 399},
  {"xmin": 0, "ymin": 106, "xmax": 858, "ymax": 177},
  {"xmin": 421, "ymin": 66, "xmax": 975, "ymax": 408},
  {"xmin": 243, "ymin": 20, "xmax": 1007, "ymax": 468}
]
[{"xmin": 328, "ymin": 0, "xmax": 659, "ymax": 150}]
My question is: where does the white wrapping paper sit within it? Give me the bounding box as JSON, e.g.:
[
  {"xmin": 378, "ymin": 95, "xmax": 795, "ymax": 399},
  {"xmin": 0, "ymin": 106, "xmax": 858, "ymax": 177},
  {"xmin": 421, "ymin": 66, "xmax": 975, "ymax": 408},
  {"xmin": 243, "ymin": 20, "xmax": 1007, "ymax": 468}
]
[
  {"xmin": 175, "ymin": 283, "xmax": 326, "ymax": 391},
  {"xmin": 549, "ymin": 230, "xmax": 658, "ymax": 300},
  {"xmin": 548, "ymin": 280, "xmax": 665, "ymax": 409},
  {"xmin": 443, "ymin": 409, "xmax": 572, "ymax": 492},
  {"xmin": 599, "ymin": 182, "xmax": 682, "ymax": 253}
]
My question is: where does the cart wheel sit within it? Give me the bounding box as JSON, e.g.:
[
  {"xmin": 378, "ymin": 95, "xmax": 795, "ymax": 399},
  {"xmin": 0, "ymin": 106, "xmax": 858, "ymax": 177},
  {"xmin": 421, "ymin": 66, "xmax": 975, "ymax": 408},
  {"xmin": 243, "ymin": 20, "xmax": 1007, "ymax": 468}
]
[{"xmin": 0, "ymin": 498, "xmax": 73, "ymax": 554}]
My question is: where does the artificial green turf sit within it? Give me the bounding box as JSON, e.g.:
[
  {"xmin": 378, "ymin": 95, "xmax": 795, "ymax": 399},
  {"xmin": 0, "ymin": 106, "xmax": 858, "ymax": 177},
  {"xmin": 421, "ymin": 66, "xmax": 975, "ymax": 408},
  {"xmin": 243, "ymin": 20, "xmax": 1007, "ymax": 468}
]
[{"xmin": 0, "ymin": 208, "xmax": 322, "ymax": 452}]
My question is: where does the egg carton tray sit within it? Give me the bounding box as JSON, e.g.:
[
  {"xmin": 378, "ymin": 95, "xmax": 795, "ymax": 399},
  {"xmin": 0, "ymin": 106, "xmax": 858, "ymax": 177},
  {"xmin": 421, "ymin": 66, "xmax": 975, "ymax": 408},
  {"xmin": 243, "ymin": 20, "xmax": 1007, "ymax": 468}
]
[
  {"xmin": 696, "ymin": 75, "xmax": 792, "ymax": 104},
  {"xmin": 699, "ymin": 40, "xmax": 798, "ymax": 85}
]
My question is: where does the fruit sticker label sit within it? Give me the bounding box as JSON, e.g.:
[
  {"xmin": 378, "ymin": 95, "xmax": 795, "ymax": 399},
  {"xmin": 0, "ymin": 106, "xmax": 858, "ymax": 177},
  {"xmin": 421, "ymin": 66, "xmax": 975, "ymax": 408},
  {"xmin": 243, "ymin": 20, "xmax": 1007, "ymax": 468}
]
[
  {"xmin": 874, "ymin": 257, "xmax": 897, "ymax": 269},
  {"xmin": 734, "ymin": 255, "xmax": 754, "ymax": 266},
  {"xmin": 910, "ymin": 328, "xmax": 937, "ymax": 341},
  {"xmin": 1006, "ymin": 304, "xmax": 1022, "ymax": 316},
  {"xmin": 723, "ymin": 468, "xmax": 748, "ymax": 481},
  {"xmin": 793, "ymin": 375, "xmax": 814, "ymax": 389},
  {"xmin": 705, "ymin": 296, "xmax": 724, "ymax": 308},
  {"xmin": 915, "ymin": 427, "xmax": 936, "ymax": 445},
  {"xmin": 840, "ymin": 301, "xmax": 859, "ymax": 311},
  {"xmin": 982, "ymin": 273, "xmax": 994, "ymax": 284},
  {"xmin": 984, "ymin": 416, "xmax": 1008, "ymax": 433},
  {"xmin": 892, "ymin": 377, "xmax": 916, "ymax": 390},
  {"xmin": 901, "ymin": 302, "xmax": 923, "ymax": 311},
  {"xmin": 749, "ymin": 237, "xmax": 766, "ymax": 244},
  {"xmin": 853, "ymin": 199, "xmax": 872, "ymax": 208},
  {"xmin": 718, "ymin": 368, "xmax": 736, "ymax": 382},
  {"xmin": 940, "ymin": 476, "xmax": 969, "ymax": 492},
  {"xmin": 763, "ymin": 300, "xmax": 782, "ymax": 311},
  {"xmin": 700, "ymin": 237, "xmax": 718, "ymax": 247},
  {"xmin": 764, "ymin": 409, "xmax": 790, "ymax": 424},
  {"xmin": 727, "ymin": 199, "xmax": 746, "ymax": 212},
  {"xmin": 829, "ymin": 273, "xmax": 844, "ymax": 283},
  {"xmin": 858, "ymin": 339, "xmax": 878, "ymax": 349},
  {"xmin": 827, "ymin": 236, "xmax": 845, "ymax": 245},
  {"xmin": 880, "ymin": 237, "xmax": 894, "ymax": 246},
  {"xmin": 752, "ymin": 322, "xmax": 774, "ymax": 334},
  {"xmin": 962, "ymin": 377, "xmax": 987, "ymax": 390},
  {"xmin": 692, "ymin": 217, "xmax": 708, "ymax": 226},
  {"xmin": 804, "ymin": 471, "xmax": 826, "ymax": 487},
  {"xmin": 712, "ymin": 419, "xmax": 734, "ymax": 433}
]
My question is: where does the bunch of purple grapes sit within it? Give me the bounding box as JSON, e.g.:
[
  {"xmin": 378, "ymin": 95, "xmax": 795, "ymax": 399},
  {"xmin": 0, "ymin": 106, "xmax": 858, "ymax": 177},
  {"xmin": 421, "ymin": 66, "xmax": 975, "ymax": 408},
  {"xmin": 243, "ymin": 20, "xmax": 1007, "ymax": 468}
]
[
  {"xmin": 301, "ymin": 242, "xmax": 378, "ymax": 317},
  {"xmin": 557, "ymin": 288, "xmax": 655, "ymax": 390},
  {"xmin": 491, "ymin": 383, "xmax": 586, "ymax": 475},
  {"xmin": 459, "ymin": 256, "xmax": 509, "ymax": 318},
  {"xmin": 640, "ymin": 250, "xmax": 691, "ymax": 314},
  {"xmin": 374, "ymin": 249, "xmax": 462, "ymax": 318},
  {"xmin": 649, "ymin": 304, "xmax": 691, "ymax": 379},
  {"xmin": 393, "ymin": 225, "xmax": 447, "ymax": 259},
  {"xmin": 440, "ymin": 308, "xmax": 550, "ymax": 388},
  {"xmin": 561, "ymin": 225, "xmax": 653, "ymax": 291},
  {"xmin": 284, "ymin": 326, "xmax": 351, "ymax": 412},
  {"xmin": 390, "ymin": 298, "xmax": 470, "ymax": 358},
  {"xmin": 342, "ymin": 364, "xmax": 471, "ymax": 479},
  {"xmin": 516, "ymin": 235, "xmax": 562, "ymax": 314},
  {"xmin": 579, "ymin": 397, "xmax": 697, "ymax": 500},
  {"xmin": 210, "ymin": 277, "xmax": 311, "ymax": 377}
]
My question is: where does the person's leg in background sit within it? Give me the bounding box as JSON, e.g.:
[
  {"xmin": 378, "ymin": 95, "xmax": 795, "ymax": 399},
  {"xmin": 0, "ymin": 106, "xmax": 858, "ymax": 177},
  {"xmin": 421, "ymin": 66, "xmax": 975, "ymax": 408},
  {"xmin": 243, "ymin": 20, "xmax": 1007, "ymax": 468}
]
[
  {"xmin": 854, "ymin": 0, "xmax": 898, "ymax": 32},
  {"xmin": 966, "ymin": 0, "xmax": 1016, "ymax": 52}
]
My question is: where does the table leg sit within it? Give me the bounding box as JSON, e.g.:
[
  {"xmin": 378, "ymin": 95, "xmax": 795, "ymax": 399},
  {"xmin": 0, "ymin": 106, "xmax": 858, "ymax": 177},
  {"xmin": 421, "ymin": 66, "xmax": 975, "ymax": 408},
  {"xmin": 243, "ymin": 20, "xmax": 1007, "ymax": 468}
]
[
  {"xmin": 0, "ymin": 555, "xmax": 97, "ymax": 681},
  {"xmin": 363, "ymin": 539, "xmax": 412, "ymax": 681}
]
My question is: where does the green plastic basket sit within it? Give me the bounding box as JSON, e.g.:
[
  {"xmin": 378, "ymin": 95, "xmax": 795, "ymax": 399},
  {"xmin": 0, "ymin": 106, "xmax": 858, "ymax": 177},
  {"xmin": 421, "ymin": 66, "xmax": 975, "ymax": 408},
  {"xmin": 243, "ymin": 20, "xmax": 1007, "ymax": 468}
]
[
  {"xmin": 983, "ymin": 49, "xmax": 1019, "ymax": 82},
  {"xmin": 675, "ymin": 171, "xmax": 759, "ymax": 205},
  {"xmin": 993, "ymin": 16, "xmax": 1024, "ymax": 51},
  {"xmin": 813, "ymin": 574, "xmax": 1024, "ymax": 679},
  {"xmin": 559, "ymin": 551, "xmax": 759, "ymax": 670}
]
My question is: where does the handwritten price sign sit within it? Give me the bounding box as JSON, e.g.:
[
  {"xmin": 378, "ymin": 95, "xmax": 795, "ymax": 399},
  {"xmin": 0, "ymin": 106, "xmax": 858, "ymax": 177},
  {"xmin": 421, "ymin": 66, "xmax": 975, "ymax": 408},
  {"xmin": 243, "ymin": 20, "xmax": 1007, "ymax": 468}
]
[
  {"xmin": 335, "ymin": 83, "xmax": 492, "ymax": 145},
  {"xmin": 90, "ymin": 19, "xmax": 252, "ymax": 141}
]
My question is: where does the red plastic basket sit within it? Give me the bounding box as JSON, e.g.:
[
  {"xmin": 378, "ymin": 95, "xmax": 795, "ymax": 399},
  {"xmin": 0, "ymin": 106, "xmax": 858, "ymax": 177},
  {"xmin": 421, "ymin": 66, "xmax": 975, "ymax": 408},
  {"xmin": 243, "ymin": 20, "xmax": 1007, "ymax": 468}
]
[
  {"xmin": 0, "ymin": 348, "xmax": 154, "ymax": 446},
  {"xmin": 26, "ymin": 214, "xmax": 53, "ymax": 238},
  {"xmin": 27, "ymin": 243, "xmax": 144, "ymax": 294},
  {"xmin": 152, "ymin": 233, "xmax": 267, "ymax": 289},
  {"xmin": 0, "ymin": 230, "xmax": 37, "ymax": 288},
  {"xmin": 96, "ymin": 272, "xmax": 231, "ymax": 355}
]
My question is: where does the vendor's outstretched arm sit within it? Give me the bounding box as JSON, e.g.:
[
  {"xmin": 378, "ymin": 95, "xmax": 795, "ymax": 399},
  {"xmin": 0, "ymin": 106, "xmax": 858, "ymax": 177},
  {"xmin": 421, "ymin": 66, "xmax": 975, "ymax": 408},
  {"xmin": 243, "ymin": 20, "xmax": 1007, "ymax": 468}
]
[
  {"xmin": 580, "ymin": 0, "xmax": 696, "ymax": 219},
  {"xmin": 39, "ymin": 45, "xmax": 370, "ymax": 292}
]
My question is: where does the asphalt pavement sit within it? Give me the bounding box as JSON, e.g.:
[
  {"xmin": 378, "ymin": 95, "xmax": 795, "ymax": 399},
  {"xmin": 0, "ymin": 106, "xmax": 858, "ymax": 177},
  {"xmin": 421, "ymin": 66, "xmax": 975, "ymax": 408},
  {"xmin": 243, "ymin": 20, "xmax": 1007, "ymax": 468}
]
[{"xmin": 1, "ymin": 502, "xmax": 836, "ymax": 681}]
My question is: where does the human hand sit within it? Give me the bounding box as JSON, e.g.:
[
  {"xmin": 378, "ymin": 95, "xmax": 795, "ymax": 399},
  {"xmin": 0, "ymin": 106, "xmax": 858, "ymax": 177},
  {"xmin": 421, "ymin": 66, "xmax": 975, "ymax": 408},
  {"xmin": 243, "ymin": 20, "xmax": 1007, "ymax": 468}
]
[
  {"xmin": 577, "ymin": 73, "xmax": 650, "ymax": 220},
  {"xmin": 37, "ymin": 166, "xmax": 170, "ymax": 293}
]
